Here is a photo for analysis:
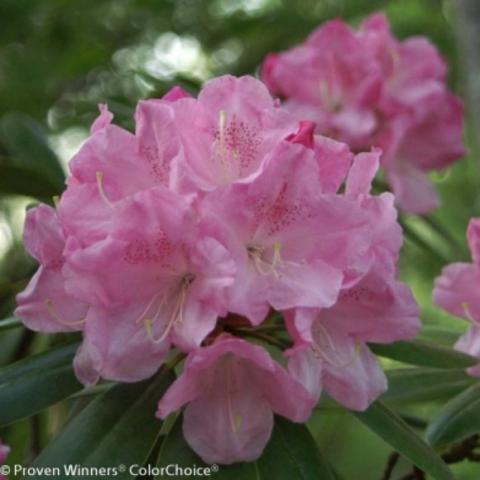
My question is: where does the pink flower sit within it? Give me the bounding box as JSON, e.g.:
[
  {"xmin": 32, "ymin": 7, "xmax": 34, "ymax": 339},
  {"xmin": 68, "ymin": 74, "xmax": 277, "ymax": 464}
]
[
  {"xmin": 15, "ymin": 205, "xmax": 88, "ymax": 333},
  {"xmin": 58, "ymin": 98, "xmax": 180, "ymax": 245},
  {"xmin": 261, "ymin": 12, "xmax": 465, "ymax": 213},
  {"xmin": 167, "ymin": 75, "xmax": 298, "ymax": 193},
  {"xmin": 0, "ymin": 440, "xmax": 9, "ymax": 480},
  {"xmin": 201, "ymin": 137, "xmax": 387, "ymax": 324},
  {"xmin": 14, "ymin": 72, "xmax": 420, "ymax": 463},
  {"xmin": 286, "ymin": 265, "xmax": 419, "ymax": 410},
  {"xmin": 434, "ymin": 219, "xmax": 480, "ymax": 376},
  {"xmin": 64, "ymin": 187, "xmax": 236, "ymax": 385},
  {"xmin": 156, "ymin": 335, "xmax": 315, "ymax": 464},
  {"xmin": 283, "ymin": 148, "xmax": 420, "ymax": 410}
]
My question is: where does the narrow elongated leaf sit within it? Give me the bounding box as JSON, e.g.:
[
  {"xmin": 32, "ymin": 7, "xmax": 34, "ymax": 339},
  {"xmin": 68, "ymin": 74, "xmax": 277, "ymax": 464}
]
[
  {"xmin": 0, "ymin": 317, "xmax": 22, "ymax": 333},
  {"xmin": 370, "ymin": 340, "xmax": 477, "ymax": 369},
  {"xmin": 426, "ymin": 384, "xmax": 480, "ymax": 447},
  {"xmin": 157, "ymin": 415, "xmax": 334, "ymax": 480},
  {"xmin": 417, "ymin": 327, "xmax": 462, "ymax": 346},
  {"xmin": 384, "ymin": 368, "xmax": 474, "ymax": 403},
  {"xmin": 1, "ymin": 112, "xmax": 65, "ymax": 189},
  {"xmin": 33, "ymin": 369, "xmax": 174, "ymax": 480},
  {"xmin": 354, "ymin": 401, "xmax": 454, "ymax": 480},
  {"xmin": 0, "ymin": 342, "xmax": 81, "ymax": 425}
]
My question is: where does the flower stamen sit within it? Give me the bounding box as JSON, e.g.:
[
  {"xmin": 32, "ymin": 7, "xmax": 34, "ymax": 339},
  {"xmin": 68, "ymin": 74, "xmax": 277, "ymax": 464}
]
[
  {"xmin": 462, "ymin": 302, "xmax": 475, "ymax": 322},
  {"xmin": 96, "ymin": 171, "xmax": 113, "ymax": 208},
  {"xmin": 247, "ymin": 242, "xmax": 283, "ymax": 277},
  {"xmin": 44, "ymin": 298, "xmax": 86, "ymax": 326},
  {"xmin": 142, "ymin": 273, "xmax": 195, "ymax": 343},
  {"xmin": 311, "ymin": 322, "xmax": 361, "ymax": 369}
]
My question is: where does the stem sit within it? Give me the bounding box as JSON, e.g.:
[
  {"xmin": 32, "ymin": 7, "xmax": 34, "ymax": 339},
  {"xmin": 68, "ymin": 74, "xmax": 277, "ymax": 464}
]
[
  {"xmin": 165, "ymin": 351, "xmax": 186, "ymax": 370},
  {"xmin": 380, "ymin": 452, "xmax": 400, "ymax": 480},
  {"xmin": 391, "ymin": 434, "xmax": 480, "ymax": 479},
  {"xmin": 233, "ymin": 329, "xmax": 290, "ymax": 350},
  {"xmin": 236, "ymin": 324, "xmax": 284, "ymax": 334}
]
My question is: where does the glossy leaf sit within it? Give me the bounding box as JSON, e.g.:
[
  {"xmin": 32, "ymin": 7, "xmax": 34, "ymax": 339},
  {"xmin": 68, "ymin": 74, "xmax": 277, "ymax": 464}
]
[
  {"xmin": 259, "ymin": 416, "xmax": 335, "ymax": 480},
  {"xmin": 0, "ymin": 317, "xmax": 22, "ymax": 333},
  {"xmin": 384, "ymin": 368, "xmax": 474, "ymax": 403},
  {"xmin": 0, "ymin": 112, "xmax": 65, "ymax": 190},
  {"xmin": 426, "ymin": 384, "xmax": 480, "ymax": 447},
  {"xmin": 354, "ymin": 401, "xmax": 454, "ymax": 480},
  {"xmin": 0, "ymin": 342, "xmax": 81, "ymax": 425},
  {"xmin": 32, "ymin": 368, "xmax": 175, "ymax": 480},
  {"xmin": 157, "ymin": 415, "xmax": 335, "ymax": 480},
  {"xmin": 370, "ymin": 340, "xmax": 477, "ymax": 369}
]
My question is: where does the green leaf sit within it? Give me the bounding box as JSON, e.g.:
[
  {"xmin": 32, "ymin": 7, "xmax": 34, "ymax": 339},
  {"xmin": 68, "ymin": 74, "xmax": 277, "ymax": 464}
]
[
  {"xmin": 32, "ymin": 368, "xmax": 175, "ymax": 480},
  {"xmin": 0, "ymin": 317, "xmax": 22, "ymax": 333},
  {"xmin": 157, "ymin": 415, "xmax": 334, "ymax": 480},
  {"xmin": 258, "ymin": 416, "xmax": 335, "ymax": 480},
  {"xmin": 354, "ymin": 401, "xmax": 454, "ymax": 480},
  {"xmin": 417, "ymin": 326, "xmax": 462, "ymax": 346},
  {"xmin": 0, "ymin": 164, "xmax": 60, "ymax": 200},
  {"xmin": 384, "ymin": 368, "xmax": 474, "ymax": 403},
  {"xmin": 370, "ymin": 340, "xmax": 477, "ymax": 369},
  {"xmin": 426, "ymin": 384, "xmax": 480, "ymax": 447},
  {"xmin": 1, "ymin": 112, "xmax": 65, "ymax": 188},
  {"xmin": 0, "ymin": 342, "xmax": 82, "ymax": 425}
]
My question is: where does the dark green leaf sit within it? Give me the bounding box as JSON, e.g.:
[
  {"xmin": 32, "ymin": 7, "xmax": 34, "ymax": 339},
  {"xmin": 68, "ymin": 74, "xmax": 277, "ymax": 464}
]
[
  {"xmin": 384, "ymin": 368, "xmax": 474, "ymax": 403},
  {"xmin": 354, "ymin": 401, "xmax": 454, "ymax": 480},
  {"xmin": 32, "ymin": 368, "xmax": 175, "ymax": 480},
  {"xmin": 0, "ymin": 112, "xmax": 65, "ymax": 190},
  {"xmin": 0, "ymin": 342, "xmax": 81, "ymax": 425},
  {"xmin": 370, "ymin": 340, "xmax": 477, "ymax": 369},
  {"xmin": 426, "ymin": 384, "xmax": 480, "ymax": 447},
  {"xmin": 0, "ymin": 317, "xmax": 22, "ymax": 333},
  {"xmin": 0, "ymin": 164, "xmax": 60, "ymax": 200},
  {"xmin": 258, "ymin": 416, "xmax": 335, "ymax": 480},
  {"xmin": 157, "ymin": 415, "xmax": 334, "ymax": 480}
]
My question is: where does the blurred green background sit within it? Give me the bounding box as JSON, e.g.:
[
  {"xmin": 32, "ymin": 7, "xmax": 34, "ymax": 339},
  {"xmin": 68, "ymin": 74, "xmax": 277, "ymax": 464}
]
[{"xmin": 0, "ymin": 0, "xmax": 479, "ymax": 478}]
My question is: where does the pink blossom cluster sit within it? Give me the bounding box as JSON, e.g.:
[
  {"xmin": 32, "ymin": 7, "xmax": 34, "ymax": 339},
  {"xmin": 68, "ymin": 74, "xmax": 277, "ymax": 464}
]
[
  {"xmin": 262, "ymin": 13, "xmax": 465, "ymax": 214},
  {"xmin": 0, "ymin": 440, "xmax": 9, "ymax": 480},
  {"xmin": 434, "ymin": 219, "xmax": 480, "ymax": 376},
  {"xmin": 15, "ymin": 75, "xmax": 419, "ymax": 464}
]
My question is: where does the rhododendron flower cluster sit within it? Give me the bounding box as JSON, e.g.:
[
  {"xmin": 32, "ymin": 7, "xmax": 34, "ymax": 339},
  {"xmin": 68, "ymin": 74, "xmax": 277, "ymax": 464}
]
[
  {"xmin": 0, "ymin": 441, "xmax": 9, "ymax": 480},
  {"xmin": 434, "ymin": 219, "xmax": 480, "ymax": 377},
  {"xmin": 15, "ymin": 74, "xmax": 419, "ymax": 464},
  {"xmin": 261, "ymin": 13, "xmax": 465, "ymax": 214}
]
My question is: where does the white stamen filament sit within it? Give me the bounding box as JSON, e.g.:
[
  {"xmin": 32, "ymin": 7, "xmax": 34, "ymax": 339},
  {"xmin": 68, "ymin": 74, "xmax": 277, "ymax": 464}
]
[
  {"xmin": 44, "ymin": 299, "xmax": 86, "ymax": 326},
  {"xmin": 96, "ymin": 171, "xmax": 113, "ymax": 208},
  {"xmin": 140, "ymin": 274, "xmax": 195, "ymax": 344},
  {"xmin": 311, "ymin": 322, "xmax": 361, "ymax": 369},
  {"xmin": 248, "ymin": 242, "xmax": 283, "ymax": 277},
  {"xmin": 462, "ymin": 302, "xmax": 475, "ymax": 322},
  {"xmin": 226, "ymin": 359, "xmax": 242, "ymax": 434},
  {"xmin": 319, "ymin": 80, "xmax": 342, "ymax": 112},
  {"xmin": 213, "ymin": 110, "xmax": 232, "ymax": 183}
]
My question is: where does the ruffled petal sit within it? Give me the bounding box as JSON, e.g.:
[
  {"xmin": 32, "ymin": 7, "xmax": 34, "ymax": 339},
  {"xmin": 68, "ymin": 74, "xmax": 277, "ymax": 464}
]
[
  {"xmin": 15, "ymin": 266, "xmax": 87, "ymax": 333},
  {"xmin": 433, "ymin": 263, "xmax": 480, "ymax": 322}
]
